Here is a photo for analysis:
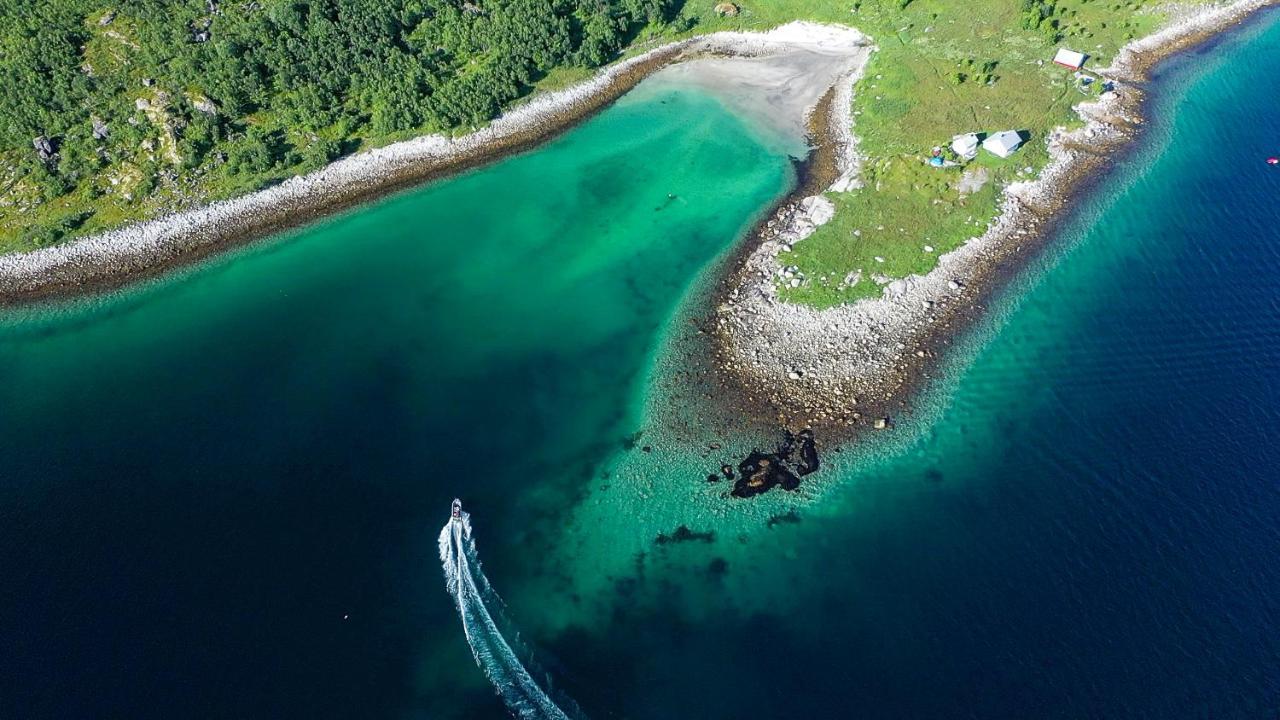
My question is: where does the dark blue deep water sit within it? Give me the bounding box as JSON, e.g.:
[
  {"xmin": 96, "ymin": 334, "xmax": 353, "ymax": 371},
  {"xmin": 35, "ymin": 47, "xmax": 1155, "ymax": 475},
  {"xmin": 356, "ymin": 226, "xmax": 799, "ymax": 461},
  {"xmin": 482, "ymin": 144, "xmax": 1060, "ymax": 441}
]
[
  {"xmin": 526, "ymin": 14, "xmax": 1280, "ymax": 719},
  {"xmin": 4, "ymin": 10, "xmax": 1280, "ymax": 720}
]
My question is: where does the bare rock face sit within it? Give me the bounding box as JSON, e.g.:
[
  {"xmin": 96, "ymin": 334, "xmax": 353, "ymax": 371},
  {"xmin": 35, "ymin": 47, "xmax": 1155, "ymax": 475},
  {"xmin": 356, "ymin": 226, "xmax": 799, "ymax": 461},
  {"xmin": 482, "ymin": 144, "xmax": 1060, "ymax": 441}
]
[
  {"xmin": 32, "ymin": 136, "xmax": 55, "ymax": 161},
  {"xmin": 714, "ymin": 3, "xmax": 739, "ymax": 17}
]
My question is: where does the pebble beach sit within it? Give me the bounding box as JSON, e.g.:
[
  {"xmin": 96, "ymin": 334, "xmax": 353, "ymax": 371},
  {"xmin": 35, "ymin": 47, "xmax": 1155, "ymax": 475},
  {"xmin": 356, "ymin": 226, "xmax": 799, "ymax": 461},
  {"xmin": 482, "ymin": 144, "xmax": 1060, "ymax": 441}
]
[{"xmin": 710, "ymin": 0, "xmax": 1279, "ymax": 437}]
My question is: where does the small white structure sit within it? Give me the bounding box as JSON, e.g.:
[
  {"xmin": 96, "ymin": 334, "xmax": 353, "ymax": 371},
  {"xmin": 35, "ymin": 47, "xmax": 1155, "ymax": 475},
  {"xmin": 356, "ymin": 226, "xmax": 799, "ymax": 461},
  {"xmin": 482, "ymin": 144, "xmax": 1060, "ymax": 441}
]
[
  {"xmin": 983, "ymin": 130, "xmax": 1024, "ymax": 158},
  {"xmin": 1053, "ymin": 48, "xmax": 1087, "ymax": 70},
  {"xmin": 951, "ymin": 133, "xmax": 980, "ymax": 160}
]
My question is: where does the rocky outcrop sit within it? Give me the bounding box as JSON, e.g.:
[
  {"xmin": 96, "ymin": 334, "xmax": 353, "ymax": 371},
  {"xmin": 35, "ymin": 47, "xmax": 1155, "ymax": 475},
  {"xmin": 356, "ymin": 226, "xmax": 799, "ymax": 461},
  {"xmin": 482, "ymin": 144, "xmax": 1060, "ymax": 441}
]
[
  {"xmin": 191, "ymin": 96, "xmax": 218, "ymax": 115},
  {"xmin": 732, "ymin": 451, "xmax": 800, "ymax": 498},
  {"xmin": 32, "ymin": 136, "xmax": 55, "ymax": 161},
  {"xmin": 728, "ymin": 428, "xmax": 820, "ymax": 498}
]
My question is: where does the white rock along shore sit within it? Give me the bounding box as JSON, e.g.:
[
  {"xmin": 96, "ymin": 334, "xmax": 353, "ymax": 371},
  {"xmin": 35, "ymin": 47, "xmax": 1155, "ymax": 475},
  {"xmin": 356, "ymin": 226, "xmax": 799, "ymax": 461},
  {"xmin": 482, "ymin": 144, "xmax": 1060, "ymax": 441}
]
[
  {"xmin": 0, "ymin": 22, "xmax": 871, "ymax": 301},
  {"xmin": 712, "ymin": 0, "xmax": 1278, "ymax": 432}
]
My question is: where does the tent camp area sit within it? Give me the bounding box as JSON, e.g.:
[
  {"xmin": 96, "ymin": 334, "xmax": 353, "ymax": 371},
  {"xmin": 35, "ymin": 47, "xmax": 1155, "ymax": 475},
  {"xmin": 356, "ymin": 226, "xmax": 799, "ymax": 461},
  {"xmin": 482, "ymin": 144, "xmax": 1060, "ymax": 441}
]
[
  {"xmin": 951, "ymin": 133, "xmax": 980, "ymax": 160},
  {"xmin": 983, "ymin": 131, "xmax": 1024, "ymax": 158},
  {"xmin": 1053, "ymin": 48, "xmax": 1087, "ymax": 70}
]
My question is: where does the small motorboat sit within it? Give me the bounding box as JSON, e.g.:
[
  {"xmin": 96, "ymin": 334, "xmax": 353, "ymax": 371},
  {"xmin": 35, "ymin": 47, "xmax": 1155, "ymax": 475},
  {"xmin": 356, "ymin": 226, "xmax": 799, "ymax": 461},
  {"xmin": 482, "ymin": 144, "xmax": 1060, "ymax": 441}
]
[
  {"xmin": 451, "ymin": 498, "xmax": 462, "ymax": 520},
  {"xmin": 1267, "ymin": 157, "xmax": 1279, "ymax": 165}
]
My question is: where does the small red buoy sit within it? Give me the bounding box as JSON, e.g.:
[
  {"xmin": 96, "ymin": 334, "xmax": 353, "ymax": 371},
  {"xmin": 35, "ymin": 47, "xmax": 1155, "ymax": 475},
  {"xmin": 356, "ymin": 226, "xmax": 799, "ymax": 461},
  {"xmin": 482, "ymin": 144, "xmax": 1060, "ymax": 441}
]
[{"xmin": 1267, "ymin": 157, "xmax": 1279, "ymax": 165}]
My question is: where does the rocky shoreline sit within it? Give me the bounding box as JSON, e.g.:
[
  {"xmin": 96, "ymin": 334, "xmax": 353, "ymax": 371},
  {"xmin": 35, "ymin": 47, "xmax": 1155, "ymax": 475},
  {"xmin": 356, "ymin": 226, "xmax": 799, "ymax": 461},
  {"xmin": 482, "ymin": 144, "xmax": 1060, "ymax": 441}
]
[
  {"xmin": 708, "ymin": 0, "xmax": 1278, "ymax": 441},
  {"xmin": 0, "ymin": 23, "xmax": 871, "ymax": 305}
]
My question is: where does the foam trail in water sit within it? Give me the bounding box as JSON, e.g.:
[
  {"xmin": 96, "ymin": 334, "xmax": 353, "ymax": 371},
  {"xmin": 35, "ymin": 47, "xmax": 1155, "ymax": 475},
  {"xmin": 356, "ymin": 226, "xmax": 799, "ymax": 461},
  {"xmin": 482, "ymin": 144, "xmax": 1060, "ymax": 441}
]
[{"xmin": 440, "ymin": 511, "xmax": 577, "ymax": 720}]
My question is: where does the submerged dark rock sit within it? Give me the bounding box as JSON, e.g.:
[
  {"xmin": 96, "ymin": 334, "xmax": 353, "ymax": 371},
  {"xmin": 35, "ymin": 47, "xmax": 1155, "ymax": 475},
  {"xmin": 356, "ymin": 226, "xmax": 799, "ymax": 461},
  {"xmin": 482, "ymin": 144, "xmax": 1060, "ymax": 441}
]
[
  {"xmin": 767, "ymin": 509, "xmax": 802, "ymax": 529},
  {"xmin": 655, "ymin": 525, "xmax": 715, "ymax": 545}
]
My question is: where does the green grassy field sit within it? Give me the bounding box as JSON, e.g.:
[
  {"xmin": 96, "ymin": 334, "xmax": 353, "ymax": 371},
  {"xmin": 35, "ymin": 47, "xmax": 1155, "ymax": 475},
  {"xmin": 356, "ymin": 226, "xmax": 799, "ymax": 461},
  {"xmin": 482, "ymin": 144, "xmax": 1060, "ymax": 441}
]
[
  {"xmin": 2, "ymin": 0, "xmax": 1208, "ymax": 305},
  {"xmin": 671, "ymin": 0, "xmax": 1192, "ymax": 305}
]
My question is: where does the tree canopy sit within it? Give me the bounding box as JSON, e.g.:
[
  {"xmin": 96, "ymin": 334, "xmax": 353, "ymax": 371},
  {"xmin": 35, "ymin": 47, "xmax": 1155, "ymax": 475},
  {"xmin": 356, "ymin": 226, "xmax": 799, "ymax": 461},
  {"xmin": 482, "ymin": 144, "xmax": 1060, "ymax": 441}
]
[{"xmin": 0, "ymin": 0, "xmax": 680, "ymax": 224}]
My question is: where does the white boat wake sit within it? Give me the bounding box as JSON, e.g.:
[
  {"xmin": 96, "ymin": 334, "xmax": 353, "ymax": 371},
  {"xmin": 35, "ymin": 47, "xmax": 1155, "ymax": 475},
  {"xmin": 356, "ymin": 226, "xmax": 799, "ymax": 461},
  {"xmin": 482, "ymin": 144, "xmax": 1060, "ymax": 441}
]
[{"xmin": 439, "ymin": 506, "xmax": 580, "ymax": 720}]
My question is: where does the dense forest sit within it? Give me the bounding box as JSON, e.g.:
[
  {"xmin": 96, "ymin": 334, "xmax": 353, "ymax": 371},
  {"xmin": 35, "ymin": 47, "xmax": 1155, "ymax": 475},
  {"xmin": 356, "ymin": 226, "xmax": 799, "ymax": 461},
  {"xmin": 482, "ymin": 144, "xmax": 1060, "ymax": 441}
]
[{"xmin": 0, "ymin": 0, "xmax": 681, "ymax": 247}]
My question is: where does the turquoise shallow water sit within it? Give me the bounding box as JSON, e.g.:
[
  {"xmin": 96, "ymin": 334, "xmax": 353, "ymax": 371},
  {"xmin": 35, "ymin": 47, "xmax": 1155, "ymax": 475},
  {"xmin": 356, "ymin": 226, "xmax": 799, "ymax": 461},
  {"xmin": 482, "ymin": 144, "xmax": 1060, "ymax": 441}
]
[
  {"xmin": 0, "ymin": 85, "xmax": 795, "ymax": 718},
  {"xmin": 6, "ymin": 13, "xmax": 1280, "ymax": 719},
  {"xmin": 522, "ymin": 13, "xmax": 1280, "ymax": 718}
]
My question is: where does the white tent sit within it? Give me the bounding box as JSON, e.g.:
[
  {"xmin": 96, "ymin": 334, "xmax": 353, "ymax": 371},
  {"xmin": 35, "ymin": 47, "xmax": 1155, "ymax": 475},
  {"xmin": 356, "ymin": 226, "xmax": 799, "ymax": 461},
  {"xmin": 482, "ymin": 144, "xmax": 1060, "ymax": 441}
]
[
  {"xmin": 951, "ymin": 133, "xmax": 980, "ymax": 160},
  {"xmin": 1053, "ymin": 48, "xmax": 1087, "ymax": 70},
  {"xmin": 982, "ymin": 130, "xmax": 1024, "ymax": 158}
]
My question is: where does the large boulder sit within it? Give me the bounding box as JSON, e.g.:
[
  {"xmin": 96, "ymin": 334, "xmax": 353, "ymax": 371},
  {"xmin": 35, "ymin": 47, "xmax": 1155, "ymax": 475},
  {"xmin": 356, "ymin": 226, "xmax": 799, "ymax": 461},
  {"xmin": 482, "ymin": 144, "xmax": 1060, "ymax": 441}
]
[
  {"xmin": 191, "ymin": 96, "xmax": 218, "ymax": 115},
  {"xmin": 32, "ymin": 136, "xmax": 55, "ymax": 161}
]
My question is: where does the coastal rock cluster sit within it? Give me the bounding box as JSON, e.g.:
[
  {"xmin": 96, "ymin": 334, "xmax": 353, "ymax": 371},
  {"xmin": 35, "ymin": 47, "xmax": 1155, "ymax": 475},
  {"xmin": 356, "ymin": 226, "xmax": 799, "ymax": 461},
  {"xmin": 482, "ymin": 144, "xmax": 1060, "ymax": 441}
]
[{"xmin": 721, "ymin": 428, "xmax": 820, "ymax": 498}]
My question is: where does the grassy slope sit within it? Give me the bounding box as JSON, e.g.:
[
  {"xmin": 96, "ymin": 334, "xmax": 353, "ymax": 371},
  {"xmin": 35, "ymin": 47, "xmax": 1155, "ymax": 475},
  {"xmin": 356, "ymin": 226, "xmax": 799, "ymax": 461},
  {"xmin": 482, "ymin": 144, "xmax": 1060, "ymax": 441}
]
[{"xmin": 3, "ymin": 0, "xmax": 1203, "ymax": 302}]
